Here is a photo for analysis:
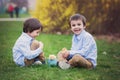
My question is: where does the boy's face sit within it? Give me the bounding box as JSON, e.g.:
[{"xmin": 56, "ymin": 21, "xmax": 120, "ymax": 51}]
[
  {"xmin": 70, "ymin": 19, "xmax": 85, "ymax": 35},
  {"xmin": 28, "ymin": 28, "xmax": 41, "ymax": 38}
]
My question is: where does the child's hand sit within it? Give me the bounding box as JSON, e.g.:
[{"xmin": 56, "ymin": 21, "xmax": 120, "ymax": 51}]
[
  {"xmin": 39, "ymin": 41, "xmax": 44, "ymax": 49},
  {"xmin": 62, "ymin": 50, "xmax": 70, "ymax": 58}
]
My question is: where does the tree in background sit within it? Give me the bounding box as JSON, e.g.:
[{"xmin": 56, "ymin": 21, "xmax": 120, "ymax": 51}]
[
  {"xmin": 31, "ymin": 0, "xmax": 77, "ymax": 33},
  {"xmin": 31, "ymin": 0, "xmax": 120, "ymax": 36}
]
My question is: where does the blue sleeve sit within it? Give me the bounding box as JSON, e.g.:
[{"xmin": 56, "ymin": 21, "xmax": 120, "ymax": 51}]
[
  {"xmin": 19, "ymin": 42, "xmax": 42, "ymax": 60},
  {"xmin": 67, "ymin": 54, "xmax": 74, "ymax": 61},
  {"xmin": 70, "ymin": 36, "xmax": 92, "ymax": 56}
]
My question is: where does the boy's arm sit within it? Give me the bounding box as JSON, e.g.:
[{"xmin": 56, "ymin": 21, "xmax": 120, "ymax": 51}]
[
  {"xmin": 39, "ymin": 41, "xmax": 44, "ymax": 49},
  {"xmin": 69, "ymin": 36, "xmax": 97, "ymax": 57},
  {"xmin": 19, "ymin": 42, "xmax": 43, "ymax": 60}
]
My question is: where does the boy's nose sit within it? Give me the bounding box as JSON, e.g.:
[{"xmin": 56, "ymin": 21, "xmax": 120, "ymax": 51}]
[{"xmin": 75, "ymin": 25, "xmax": 79, "ymax": 28}]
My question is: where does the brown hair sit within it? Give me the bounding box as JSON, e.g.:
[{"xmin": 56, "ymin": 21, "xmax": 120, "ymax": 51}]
[
  {"xmin": 69, "ymin": 14, "xmax": 86, "ymax": 26},
  {"xmin": 23, "ymin": 18, "xmax": 43, "ymax": 33}
]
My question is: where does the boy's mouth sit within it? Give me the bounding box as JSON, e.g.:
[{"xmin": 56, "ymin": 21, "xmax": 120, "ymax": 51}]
[{"xmin": 74, "ymin": 29, "xmax": 81, "ymax": 32}]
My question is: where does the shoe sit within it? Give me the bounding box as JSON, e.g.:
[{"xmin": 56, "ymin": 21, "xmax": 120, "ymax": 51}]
[
  {"xmin": 58, "ymin": 61, "xmax": 70, "ymax": 69},
  {"xmin": 33, "ymin": 60, "xmax": 42, "ymax": 65}
]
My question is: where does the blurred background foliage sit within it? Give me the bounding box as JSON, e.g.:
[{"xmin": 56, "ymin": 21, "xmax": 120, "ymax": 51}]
[
  {"xmin": 0, "ymin": 0, "xmax": 120, "ymax": 36},
  {"xmin": 30, "ymin": 0, "xmax": 120, "ymax": 36}
]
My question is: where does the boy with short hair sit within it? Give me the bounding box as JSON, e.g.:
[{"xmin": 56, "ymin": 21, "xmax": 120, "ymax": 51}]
[
  {"xmin": 13, "ymin": 18, "xmax": 45, "ymax": 67},
  {"xmin": 58, "ymin": 14, "xmax": 97, "ymax": 69}
]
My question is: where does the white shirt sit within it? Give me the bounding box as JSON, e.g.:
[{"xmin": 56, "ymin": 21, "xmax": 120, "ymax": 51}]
[
  {"xmin": 69, "ymin": 30, "xmax": 97, "ymax": 67},
  {"xmin": 13, "ymin": 32, "xmax": 42, "ymax": 66}
]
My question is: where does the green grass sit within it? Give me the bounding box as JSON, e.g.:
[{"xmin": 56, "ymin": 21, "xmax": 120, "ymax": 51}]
[
  {"xmin": 0, "ymin": 21, "xmax": 120, "ymax": 80},
  {"xmin": 0, "ymin": 13, "xmax": 30, "ymax": 18}
]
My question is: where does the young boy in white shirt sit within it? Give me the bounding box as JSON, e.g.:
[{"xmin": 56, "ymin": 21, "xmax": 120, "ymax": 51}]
[
  {"xmin": 58, "ymin": 14, "xmax": 97, "ymax": 69},
  {"xmin": 13, "ymin": 18, "xmax": 45, "ymax": 67}
]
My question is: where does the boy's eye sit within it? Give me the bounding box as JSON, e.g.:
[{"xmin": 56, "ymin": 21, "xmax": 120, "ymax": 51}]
[
  {"xmin": 36, "ymin": 32, "xmax": 40, "ymax": 34},
  {"xmin": 72, "ymin": 24, "xmax": 75, "ymax": 27},
  {"xmin": 77, "ymin": 24, "xmax": 81, "ymax": 26}
]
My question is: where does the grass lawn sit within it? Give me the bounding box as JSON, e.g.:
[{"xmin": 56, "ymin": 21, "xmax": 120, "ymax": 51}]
[
  {"xmin": 0, "ymin": 21, "xmax": 120, "ymax": 80},
  {"xmin": 0, "ymin": 13, "xmax": 30, "ymax": 18}
]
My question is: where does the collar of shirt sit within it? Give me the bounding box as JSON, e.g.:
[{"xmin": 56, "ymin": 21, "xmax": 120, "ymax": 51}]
[
  {"xmin": 74, "ymin": 30, "xmax": 86, "ymax": 41},
  {"xmin": 22, "ymin": 32, "xmax": 34, "ymax": 42}
]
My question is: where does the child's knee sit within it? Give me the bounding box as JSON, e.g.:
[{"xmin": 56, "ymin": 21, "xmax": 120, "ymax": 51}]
[
  {"xmin": 72, "ymin": 54, "xmax": 81, "ymax": 62},
  {"xmin": 39, "ymin": 53, "xmax": 45, "ymax": 59},
  {"xmin": 68, "ymin": 54, "xmax": 80, "ymax": 64}
]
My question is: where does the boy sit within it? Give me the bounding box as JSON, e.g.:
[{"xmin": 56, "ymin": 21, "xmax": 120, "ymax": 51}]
[
  {"xmin": 57, "ymin": 14, "xmax": 97, "ymax": 69},
  {"xmin": 13, "ymin": 18, "xmax": 45, "ymax": 67}
]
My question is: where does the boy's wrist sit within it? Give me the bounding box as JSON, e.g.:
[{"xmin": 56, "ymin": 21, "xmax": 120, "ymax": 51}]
[{"xmin": 39, "ymin": 41, "xmax": 44, "ymax": 49}]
